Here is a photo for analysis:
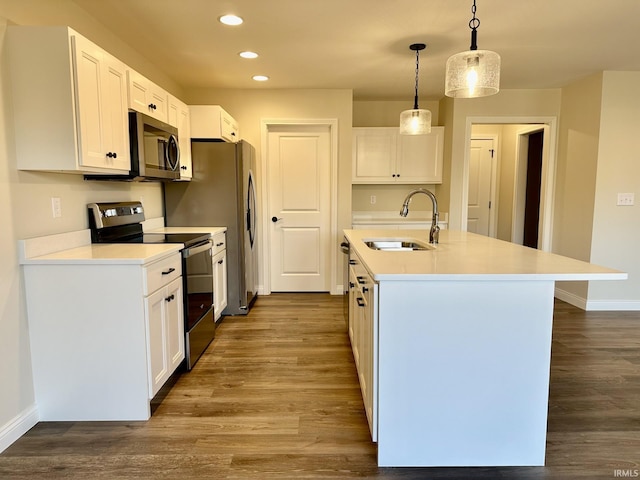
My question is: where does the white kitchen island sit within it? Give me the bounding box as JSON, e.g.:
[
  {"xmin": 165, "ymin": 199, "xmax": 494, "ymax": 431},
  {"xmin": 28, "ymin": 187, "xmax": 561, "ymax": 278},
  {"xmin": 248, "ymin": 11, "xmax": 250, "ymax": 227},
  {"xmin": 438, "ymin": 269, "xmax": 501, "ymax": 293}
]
[{"xmin": 343, "ymin": 229, "xmax": 626, "ymax": 467}]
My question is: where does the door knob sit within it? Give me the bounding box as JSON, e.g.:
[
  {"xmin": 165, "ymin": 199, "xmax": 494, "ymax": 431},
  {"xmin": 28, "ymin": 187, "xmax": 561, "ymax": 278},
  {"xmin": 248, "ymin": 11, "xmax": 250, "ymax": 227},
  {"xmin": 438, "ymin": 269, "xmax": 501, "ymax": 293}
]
[{"xmin": 272, "ymin": 216, "xmax": 282, "ymax": 223}]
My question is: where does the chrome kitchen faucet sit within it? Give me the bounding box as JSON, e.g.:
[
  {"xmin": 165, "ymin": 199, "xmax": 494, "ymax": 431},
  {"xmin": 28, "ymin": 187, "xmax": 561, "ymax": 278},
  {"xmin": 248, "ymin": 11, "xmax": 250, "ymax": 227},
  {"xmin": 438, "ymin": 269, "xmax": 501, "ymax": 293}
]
[{"xmin": 399, "ymin": 188, "xmax": 440, "ymax": 244}]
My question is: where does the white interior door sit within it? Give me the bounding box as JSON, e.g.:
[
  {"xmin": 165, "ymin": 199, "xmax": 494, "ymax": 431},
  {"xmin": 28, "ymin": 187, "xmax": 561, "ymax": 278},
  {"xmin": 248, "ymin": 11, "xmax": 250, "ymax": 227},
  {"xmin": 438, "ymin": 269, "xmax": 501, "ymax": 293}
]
[
  {"xmin": 268, "ymin": 125, "xmax": 331, "ymax": 291},
  {"xmin": 467, "ymin": 138, "xmax": 495, "ymax": 235}
]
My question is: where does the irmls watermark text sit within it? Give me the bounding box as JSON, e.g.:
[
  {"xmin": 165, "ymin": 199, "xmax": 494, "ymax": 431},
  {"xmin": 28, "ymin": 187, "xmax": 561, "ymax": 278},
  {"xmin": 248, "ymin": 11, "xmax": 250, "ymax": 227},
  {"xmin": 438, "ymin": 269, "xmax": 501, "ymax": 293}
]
[{"xmin": 614, "ymin": 469, "xmax": 639, "ymax": 478}]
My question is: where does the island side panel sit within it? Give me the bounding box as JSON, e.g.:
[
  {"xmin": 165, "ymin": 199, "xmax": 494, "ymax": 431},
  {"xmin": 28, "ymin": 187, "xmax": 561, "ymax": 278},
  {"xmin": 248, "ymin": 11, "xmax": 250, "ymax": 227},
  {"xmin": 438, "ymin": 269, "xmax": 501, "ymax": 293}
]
[
  {"xmin": 23, "ymin": 264, "xmax": 151, "ymax": 421},
  {"xmin": 376, "ymin": 279, "xmax": 555, "ymax": 467}
]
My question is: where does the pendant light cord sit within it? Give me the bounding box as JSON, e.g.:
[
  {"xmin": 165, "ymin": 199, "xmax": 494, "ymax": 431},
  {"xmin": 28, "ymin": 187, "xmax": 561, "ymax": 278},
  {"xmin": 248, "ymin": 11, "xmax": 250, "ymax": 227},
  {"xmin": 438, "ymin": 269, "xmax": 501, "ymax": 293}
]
[
  {"xmin": 413, "ymin": 48, "xmax": 420, "ymax": 109},
  {"xmin": 469, "ymin": 0, "xmax": 480, "ymax": 50}
]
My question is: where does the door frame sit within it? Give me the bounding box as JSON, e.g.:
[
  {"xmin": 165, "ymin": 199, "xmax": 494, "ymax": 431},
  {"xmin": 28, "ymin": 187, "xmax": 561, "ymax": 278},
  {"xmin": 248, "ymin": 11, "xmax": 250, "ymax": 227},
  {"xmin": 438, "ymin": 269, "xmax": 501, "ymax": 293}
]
[
  {"xmin": 512, "ymin": 125, "xmax": 548, "ymax": 246},
  {"xmin": 463, "ymin": 116, "xmax": 558, "ymax": 252},
  {"xmin": 260, "ymin": 118, "xmax": 339, "ymax": 295},
  {"xmin": 469, "ymin": 135, "xmax": 499, "ymax": 238}
]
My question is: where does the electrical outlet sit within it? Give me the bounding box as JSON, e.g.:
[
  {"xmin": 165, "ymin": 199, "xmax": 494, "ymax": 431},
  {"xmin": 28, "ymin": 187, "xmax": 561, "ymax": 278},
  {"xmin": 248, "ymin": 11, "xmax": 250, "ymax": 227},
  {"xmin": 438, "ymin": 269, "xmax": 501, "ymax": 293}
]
[
  {"xmin": 370, "ymin": 195, "xmax": 376, "ymax": 205},
  {"xmin": 51, "ymin": 197, "xmax": 62, "ymax": 218},
  {"xmin": 617, "ymin": 193, "xmax": 635, "ymax": 206}
]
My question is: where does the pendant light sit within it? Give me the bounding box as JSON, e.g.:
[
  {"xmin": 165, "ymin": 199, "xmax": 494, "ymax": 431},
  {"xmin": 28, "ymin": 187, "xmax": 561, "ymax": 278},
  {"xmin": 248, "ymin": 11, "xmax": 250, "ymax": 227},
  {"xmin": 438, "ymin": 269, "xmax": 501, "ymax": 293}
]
[
  {"xmin": 399, "ymin": 43, "xmax": 431, "ymax": 135},
  {"xmin": 445, "ymin": 0, "xmax": 500, "ymax": 98}
]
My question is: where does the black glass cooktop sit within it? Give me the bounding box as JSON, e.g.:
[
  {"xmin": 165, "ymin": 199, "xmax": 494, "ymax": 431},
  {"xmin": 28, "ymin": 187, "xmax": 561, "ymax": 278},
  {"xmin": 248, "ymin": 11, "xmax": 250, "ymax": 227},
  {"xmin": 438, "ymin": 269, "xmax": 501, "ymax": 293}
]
[{"xmin": 118, "ymin": 232, "xmax": 211, "ymax": 248}]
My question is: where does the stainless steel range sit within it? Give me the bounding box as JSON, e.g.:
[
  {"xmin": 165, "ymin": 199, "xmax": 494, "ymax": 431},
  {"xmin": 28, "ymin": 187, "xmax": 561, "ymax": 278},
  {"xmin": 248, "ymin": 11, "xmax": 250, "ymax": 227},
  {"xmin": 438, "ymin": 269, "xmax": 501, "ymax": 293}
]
[{"xmin": 88, "ymin": 201, "xmax": 215, "ymax": 369}]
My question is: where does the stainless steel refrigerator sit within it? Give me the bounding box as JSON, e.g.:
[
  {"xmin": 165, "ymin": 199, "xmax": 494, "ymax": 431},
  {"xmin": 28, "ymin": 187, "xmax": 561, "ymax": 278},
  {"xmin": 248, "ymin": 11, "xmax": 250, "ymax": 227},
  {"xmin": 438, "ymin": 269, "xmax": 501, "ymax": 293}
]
[{"xmin": 163, "ymin": 140, "xmax": 258, "ymax": 315}]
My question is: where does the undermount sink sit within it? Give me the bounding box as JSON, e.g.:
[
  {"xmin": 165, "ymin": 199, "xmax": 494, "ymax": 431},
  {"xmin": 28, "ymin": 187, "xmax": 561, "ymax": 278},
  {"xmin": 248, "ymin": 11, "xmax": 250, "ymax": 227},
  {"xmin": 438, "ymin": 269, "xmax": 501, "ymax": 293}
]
[{"xmin": 364, "ymin": 239, "xmax": 434, "ymax": 251}]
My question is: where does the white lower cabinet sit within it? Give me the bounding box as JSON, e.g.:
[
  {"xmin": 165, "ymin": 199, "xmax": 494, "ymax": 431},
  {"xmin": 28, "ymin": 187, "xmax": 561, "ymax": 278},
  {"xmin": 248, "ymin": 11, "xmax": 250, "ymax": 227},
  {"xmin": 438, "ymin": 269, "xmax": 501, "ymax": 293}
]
[
  {"xmin": 22, "ymin": 251, "xmax": 184, "ymax": 421},
  {"xmin": 145, "ymin": 276, "xmax": 184, "ymax": 397},
  {"xmin": 348, "ymin": 251, "xmax": 378, "ymax": 441},
  {"xmin": 212, "ymin": 232, "xmax": 228, "ymax": 321}
]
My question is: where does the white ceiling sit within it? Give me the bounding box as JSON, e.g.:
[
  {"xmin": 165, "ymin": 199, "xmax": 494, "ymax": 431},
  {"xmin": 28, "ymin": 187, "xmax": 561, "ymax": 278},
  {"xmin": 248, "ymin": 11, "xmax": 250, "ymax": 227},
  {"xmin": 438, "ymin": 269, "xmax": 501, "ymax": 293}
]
[{"xmin": 71, "ymin": 0, "xmax": 640, "ymax": 100}]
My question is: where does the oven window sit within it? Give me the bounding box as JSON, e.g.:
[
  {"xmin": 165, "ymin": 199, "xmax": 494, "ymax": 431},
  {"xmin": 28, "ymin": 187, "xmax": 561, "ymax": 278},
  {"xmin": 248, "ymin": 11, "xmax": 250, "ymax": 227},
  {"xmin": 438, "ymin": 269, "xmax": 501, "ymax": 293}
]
[{"xmin": 184, "ymin": 246, "xmax": 214, "ymax": 331}]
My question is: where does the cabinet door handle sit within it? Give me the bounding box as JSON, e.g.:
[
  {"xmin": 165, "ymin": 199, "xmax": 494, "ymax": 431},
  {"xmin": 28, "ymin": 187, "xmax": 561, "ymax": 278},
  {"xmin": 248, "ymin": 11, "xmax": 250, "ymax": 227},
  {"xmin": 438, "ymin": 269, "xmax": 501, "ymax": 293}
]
[
  {"xmin": 165, "ymin": 294, "xmax": 175, "ymax": 302},
  {"xmin": 362, "ymin": 286, "xmax": 369, "ymax": 293},
  {"xmin": 218, "ymin": 259, "xmax": 224, "ymax": 264},
  {"xmin": 272, "ymin": 216, "xmax": 282, "ymax": 223},
  {"xmin": 216, "ymin": 242, "xmax": 224, "ymax": 247},
  {"xmin": 349, "ymin": 282, "xmax": 355, "ymax": 288},
  {"xmin": 162, "ymin": 268, "xmax": 176, "ymax": 275},
  {"xmin": 181, "ymin": 165, "xmax": 187, "ymax": 170},
  {"xmin": 357, "ymin": 298, "xmax": 365, "ymax": 307},
  {"xmin": 349, "ymin": 259, "xmax": 356, "ymax": 265},
  {"xmin": 357, "ymin": 276, "xmax": 365, "ymax": 284}
]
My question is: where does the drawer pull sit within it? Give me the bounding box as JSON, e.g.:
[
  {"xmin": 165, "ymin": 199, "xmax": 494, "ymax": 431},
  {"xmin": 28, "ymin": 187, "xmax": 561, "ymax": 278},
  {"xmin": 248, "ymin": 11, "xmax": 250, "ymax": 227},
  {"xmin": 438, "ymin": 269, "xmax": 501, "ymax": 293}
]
[
  {"xmin": 357, "ymin": 276, "xmax": 365, "ymax": 284},
  {"xmin": 357, "ymin": 298, "xmax": 365, "ymax": 307},
  {"xmin": 349, "ymin": 259, "xmax": 356, "ymax": 265},
  {"xmin": 161, "ymin": 268, "xmax": 176, "ymax": 275},
  {"xmin": 165, "ymin": 294, "xmax": 175, "ymax": 302},
  {"xmin": 216, "ymin": 242, "xmax": 224, "ymax": 247},
  {"xmin": 218, "ymin": 259, "xmax": 224, "ymax": 265}
]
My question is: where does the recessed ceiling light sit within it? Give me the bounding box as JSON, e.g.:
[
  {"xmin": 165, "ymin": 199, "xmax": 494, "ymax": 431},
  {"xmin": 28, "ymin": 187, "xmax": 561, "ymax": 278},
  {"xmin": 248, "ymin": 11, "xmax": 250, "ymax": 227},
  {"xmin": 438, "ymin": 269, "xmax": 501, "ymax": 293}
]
[
  {"xmin": 219, "ymin": 14, "xmax": 243, "ymax": 26},
  {"xmin": 239, "ymin": 51, "xmax": 258, "ymax": 59},
  {"xmin": 252, "ymin": 75, "xmax": 269, "ymax": 82}
]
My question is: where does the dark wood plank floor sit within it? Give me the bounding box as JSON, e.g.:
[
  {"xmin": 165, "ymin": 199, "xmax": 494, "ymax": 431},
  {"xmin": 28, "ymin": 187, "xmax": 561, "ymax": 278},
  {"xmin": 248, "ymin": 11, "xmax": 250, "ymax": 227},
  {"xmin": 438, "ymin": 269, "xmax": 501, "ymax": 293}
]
[{"xmin": 1, "ymin": 294, "xmax": 639, "ymax": 479}]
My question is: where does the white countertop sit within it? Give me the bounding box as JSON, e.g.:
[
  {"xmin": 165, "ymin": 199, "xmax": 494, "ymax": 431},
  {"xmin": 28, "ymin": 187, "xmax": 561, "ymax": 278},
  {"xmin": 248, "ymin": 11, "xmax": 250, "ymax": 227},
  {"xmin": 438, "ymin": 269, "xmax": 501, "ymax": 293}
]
[
  {"xmin": 20, "ymin": 242, "xmax": 182, "ymax": 265},
  {"xmin": 19, "ymin": 220, "xmax": 227, "ymax": 266},
  {"xmin": 344, "ymin": 229, "xmax": 627, "ymax": 282}
]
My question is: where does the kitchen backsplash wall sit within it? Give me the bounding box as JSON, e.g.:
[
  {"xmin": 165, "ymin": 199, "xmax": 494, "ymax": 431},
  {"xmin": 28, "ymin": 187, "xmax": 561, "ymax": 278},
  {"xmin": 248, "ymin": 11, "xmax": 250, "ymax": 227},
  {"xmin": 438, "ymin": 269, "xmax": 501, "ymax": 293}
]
[{"xmin": 352, "ymin": 184, "xmax": 436, "ymax": 214}]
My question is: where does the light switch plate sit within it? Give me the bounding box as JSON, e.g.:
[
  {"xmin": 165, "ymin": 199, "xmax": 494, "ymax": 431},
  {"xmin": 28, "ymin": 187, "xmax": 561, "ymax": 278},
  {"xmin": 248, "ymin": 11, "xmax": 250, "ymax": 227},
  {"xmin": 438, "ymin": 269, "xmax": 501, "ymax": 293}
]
[
  {"xmin": 617, "ymin": 193, "xmax": 635, "ymax": 206},
  {"xmin": 51, "ymin": 197, "xmax": 62, "ymax": 218}
]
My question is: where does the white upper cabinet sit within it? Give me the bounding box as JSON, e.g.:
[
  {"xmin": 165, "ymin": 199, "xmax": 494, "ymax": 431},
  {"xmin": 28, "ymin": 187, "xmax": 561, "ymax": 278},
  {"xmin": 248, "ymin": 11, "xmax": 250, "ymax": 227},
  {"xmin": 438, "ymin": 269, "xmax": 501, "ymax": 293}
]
[
  {"xmin": 352, "ymin": 127, "xmax": 444, "ymax": 184},
  {"xmin": 190, "ymin": 105, "xmax": 240, "ymax": 142},
  {"xmin": 168, "ymin": 95, "xmax": 192, "ymax": 180},
  {"xmin": 7, "ymin": 26, "xmax": 131, "ymax": 174},
  {"xmin": 127, "ymin": 69, "xmax": 169, "ymax": 123},
  {"xmin": 73, "ymin": 34, "xmax": 130, "ymax": 172}
]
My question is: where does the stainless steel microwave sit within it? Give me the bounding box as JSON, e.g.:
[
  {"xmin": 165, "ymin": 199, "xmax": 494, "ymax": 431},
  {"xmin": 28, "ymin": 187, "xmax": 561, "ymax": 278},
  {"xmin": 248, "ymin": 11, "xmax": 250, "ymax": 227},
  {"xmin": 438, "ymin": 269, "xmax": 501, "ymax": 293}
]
[
  {"xmin": 84, "ymin": 111, "xmax": 181, "ymax": 182},
  {"xmin": 129, "ymin": 111, "xmax": 180, "ymax": 181}
]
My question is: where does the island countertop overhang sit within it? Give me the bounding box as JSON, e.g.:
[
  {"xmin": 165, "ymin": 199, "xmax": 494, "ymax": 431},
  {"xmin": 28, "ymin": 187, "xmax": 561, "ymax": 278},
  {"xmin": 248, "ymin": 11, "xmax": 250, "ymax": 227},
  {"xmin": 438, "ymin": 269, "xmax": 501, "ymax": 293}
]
[{"xmin": 344, "ymin": 229, "xmax": 627, "ymax": 282}]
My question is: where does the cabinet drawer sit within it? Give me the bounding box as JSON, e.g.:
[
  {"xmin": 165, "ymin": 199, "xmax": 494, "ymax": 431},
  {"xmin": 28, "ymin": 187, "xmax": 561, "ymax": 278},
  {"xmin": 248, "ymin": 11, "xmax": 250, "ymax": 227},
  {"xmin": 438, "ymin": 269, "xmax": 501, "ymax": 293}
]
[
  {"xmin": 212, "ymin": 232, "xmax": 226, "ymax": 256},
  {"xmin": 143, "ymin": 253, "xmax": 182, "ymax": 295}
]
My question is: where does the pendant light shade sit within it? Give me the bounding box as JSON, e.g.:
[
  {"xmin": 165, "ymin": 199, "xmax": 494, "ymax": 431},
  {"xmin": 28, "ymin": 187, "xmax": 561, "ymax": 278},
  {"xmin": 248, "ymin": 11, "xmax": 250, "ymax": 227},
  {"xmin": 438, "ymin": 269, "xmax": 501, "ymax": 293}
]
[
  {"xmin": 399, "ymin": 43, "xmax": 431, "ymax": 135},
  {"xmin": 445, "ymin": 0, "xmax": 500, "ymax": 98}
]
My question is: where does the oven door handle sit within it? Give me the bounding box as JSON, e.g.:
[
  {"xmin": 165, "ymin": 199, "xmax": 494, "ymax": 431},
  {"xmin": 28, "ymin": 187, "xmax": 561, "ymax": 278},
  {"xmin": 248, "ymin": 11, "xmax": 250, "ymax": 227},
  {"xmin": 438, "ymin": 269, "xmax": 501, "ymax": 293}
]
[{"xmin": 182, "ymin": 240, "xmax": 213, "ymax": 258}]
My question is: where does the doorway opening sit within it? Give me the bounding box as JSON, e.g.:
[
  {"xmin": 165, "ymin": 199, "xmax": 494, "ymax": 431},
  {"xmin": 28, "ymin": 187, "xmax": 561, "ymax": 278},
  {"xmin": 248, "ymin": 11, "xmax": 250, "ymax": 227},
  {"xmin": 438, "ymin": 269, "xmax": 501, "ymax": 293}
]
[{"xmin": 465, "ymin": 117, "xmax": 557, "ymax": 252}]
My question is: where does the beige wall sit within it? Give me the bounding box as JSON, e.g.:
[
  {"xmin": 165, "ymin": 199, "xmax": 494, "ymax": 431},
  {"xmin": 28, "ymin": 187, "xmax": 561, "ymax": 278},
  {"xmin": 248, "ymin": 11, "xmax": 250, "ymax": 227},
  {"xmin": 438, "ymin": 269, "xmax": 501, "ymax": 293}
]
[
  {"xmin": 587, "ymin": 71, "xmax": 640, "ymax": 305},
  {"xmin": 0, "ymin": 1, "xmax": 180, "ymax": 442},
  {"xmin": 184, "ymin": 88, "xmax": 353, "ymax": 292},
  {"xmin": 553, "ymin": 73, "xmax": 602, "ymax": 300},
  {"xmin": 351, "ymin": 99, "xmax": 442, "ymax": 216}
]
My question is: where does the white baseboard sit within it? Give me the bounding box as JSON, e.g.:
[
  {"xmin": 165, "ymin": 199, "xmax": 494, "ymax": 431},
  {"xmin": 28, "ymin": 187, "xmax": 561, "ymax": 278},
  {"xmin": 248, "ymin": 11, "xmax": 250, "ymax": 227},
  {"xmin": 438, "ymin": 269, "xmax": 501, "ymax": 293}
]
[
  {"xmin": 554, "ymin": 287, "xmax": 588, "ymax": 310},
  {"xmin": 0, "ymin": 404, "xmax": 39, "ymax": 453},
  {"xmin": 555, "ymin": 287, "xmax": 640, "ymax": 311},
  {"xmin": 585, "ymin": 299, "xmax": 640, "ymax": 311}
]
